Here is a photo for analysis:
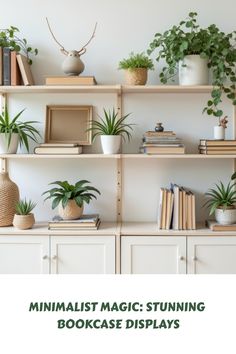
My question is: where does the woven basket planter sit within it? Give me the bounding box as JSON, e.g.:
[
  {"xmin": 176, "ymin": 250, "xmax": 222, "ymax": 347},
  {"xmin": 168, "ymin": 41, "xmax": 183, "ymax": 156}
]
[
  {"xmin": 0, "ymin": 172, "xmax": 19, "ymax": 227},
  {"xmin": 13, "ymin": 213, "xmax": 35, "ymax": 230},
  {"xmin": 124, "ymin": 68, "xmax": 148, "ymax": 85},
  {"xmin": 58, "ymin": 200, "xmax": 84, "ymax": 220}
]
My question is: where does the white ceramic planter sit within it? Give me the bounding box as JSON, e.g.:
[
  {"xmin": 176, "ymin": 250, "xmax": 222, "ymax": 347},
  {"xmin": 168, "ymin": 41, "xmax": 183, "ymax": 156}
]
[
  {"xmin": 101, "ymin": 135, "xmax": 121, "ymax": 154},
  {"xmin": 0, "ymin": 133, "xmax": 19, "ymax": 154},
  {"xmin": 58, "ymin": 200, "xmax": 84, "ymax": 220},
  {"xmin": 62, "ymin": 51, "xmax": 85, "ymax": 76},
  {"xmin": 215, "ymin": 208, "xmax": 236, "ymax": 225},
  {"xmin": 179, "ymin": 55, "xmax": 209, "ymax": 86},
  {"xmin": 214, "ymin": 126, "xmax": 225, "ymax": 140}
]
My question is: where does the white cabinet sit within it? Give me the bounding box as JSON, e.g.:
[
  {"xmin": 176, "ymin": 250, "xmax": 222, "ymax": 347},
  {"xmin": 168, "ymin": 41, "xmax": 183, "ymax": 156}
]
[
  {"xmin": 0, "ymin": 235, "xmax": 49, "ymax": 274},
  {"xmin": 121, "ymin": 236, "xmax": 186, "ymax": 274},
  {"xmin": 187, "ymin": 236, "xmax": 236, "ymax": 274},
  {"xmin": 51, "ymin": 236, "xmax": 116, "ymax": 274}
]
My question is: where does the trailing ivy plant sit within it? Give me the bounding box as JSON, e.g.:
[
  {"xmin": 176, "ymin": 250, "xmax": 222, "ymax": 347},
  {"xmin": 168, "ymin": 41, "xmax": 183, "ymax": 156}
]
[
  {"xmin": 119, "ymin": 52, "xmax": 154, "ymax": 70},
  {"xmin": 0, "ymin": 26, "xmax": 38, "ymax": 64},
  {"xmin": 147, "ymin": 12, "xmax": 236, "ymax": 118}
]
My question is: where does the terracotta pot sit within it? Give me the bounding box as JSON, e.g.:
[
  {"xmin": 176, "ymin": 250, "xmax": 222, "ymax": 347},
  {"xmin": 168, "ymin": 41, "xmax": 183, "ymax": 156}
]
[
  {"xmin": 13, "ymin": 213, "xmax": 35, "ymax": 230},
  {"xmin": 0, "ymin": 172, "xmax": 19, "ymax": 226},
  {"xmin": 125, "ymin": 68, "xmax": 148, "ymax": 85},
  {"xmin": 58, "ymin": 200, "xmax": 84, "ymax": 220}
]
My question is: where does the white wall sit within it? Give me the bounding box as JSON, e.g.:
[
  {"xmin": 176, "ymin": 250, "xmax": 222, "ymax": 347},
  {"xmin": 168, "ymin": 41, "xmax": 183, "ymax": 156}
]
[{"xmin": 2, "ymin": 0, "xmax": 236, "ymax": 222}]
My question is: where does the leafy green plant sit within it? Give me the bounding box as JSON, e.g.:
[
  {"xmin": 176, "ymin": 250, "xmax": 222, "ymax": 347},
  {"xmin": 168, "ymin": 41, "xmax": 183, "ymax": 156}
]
[
  {"xmin": 204, "ymin": 180, "xmax": 236, "ymax": 215},
  {"xmin": 147, "ymin": 11, "xmax": 236, "ymax": 117},
  {"xmin": 43, "ymin": 180, "xmax": 101, "ymax": 209},
  {"xmin": 0, "ymin": 105, "xmax": 41, "ymax": 152},
  {"xmin": 119, "ymin": 52, "xmax": 154, "ymax": 70},
  {"xmin": 88, "ymin": 108, "xmax": 133, "ymax": 141},
  {"xmin": 0, "ymin": 25, "xmax": 38, "ymax": 64},
  {"xmin": 15, "ymin": 199, "xmax": 36, "ymax": 215}
]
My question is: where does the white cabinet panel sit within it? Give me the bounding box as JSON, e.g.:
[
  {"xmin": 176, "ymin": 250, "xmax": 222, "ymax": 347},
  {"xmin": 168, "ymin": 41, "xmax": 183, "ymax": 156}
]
[
  {"xmin": 188, "ymin": 236, "xmax": 236, "ymax": 274},
  {"xmin": 121, "ymin": 236, "xmax": 186, "ymax": 274},
  {"xmin": 0, "ymin": 236, "xmax": 49, "ymax": 274},
  {"xmin": 51, "ymin": 236, "xmax": 115, "ymax": 274}
]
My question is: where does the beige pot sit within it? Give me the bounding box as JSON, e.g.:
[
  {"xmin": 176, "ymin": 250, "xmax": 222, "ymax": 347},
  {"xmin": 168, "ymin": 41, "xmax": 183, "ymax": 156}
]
[
  {"xmin": 58, "ymin": 200, "xmax": 84, "ymax": 220},
  {"xmin": 0, "ymin": 172, "xmax": 20, "ymax": 226},
  {"xmin": 13, "ymin": 213, "xmax": 35, "ymax": 230},
  {"xmin": 125, "ymin": 68, "xmax": 148, "ymax": 85}
]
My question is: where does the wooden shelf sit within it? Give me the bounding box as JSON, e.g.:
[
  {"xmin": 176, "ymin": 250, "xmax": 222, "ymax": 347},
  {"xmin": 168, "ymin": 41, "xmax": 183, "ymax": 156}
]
[
  {"xmin": 0, "ymin": 85, "xmax": 121, "ymax": 94},
  {"xmin": 122, "ymin": 85, "xmax": 214, "ymax": 93},
  {"xmin": 0, "ymin": 84, "xmax": 214, "ymax": 95},
  {"xmin": 1, "ymin": 153, "xmax": 236, "ymax": 160},
  {"xmin": 0, "ymin": 153, "xmax": 121, "ymax": 159},
  {"xmin": 121, "ymin": 222, "xmax": 236, "ymax": 236},
  {"xmin": 0, "ymin": 222, "xmax": 119, "ymax": 236}
]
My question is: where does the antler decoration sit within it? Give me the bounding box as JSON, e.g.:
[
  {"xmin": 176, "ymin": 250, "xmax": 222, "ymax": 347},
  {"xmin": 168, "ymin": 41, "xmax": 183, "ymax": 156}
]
[
  {"xmin": 219, "ymin": 116, "xmax": 228, "ymax": 129},
  {"xmin": 46, "ymin": 18, "xmax": 97, "ymax": 57},
  {"xmin": 46, "ymin": 17, "xmax": 68, "ymax": 56},
  {"xmin": 77, "ymin": 22, "xmax": 97, "ymax": 55}
]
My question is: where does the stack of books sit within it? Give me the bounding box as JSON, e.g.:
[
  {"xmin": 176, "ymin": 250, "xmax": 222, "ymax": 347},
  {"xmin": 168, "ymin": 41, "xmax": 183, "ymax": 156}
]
[
  {"xmin": 206, "ymin": 220, "xmax": 236, "ymax": 231},
  {"xmin": 45, "ymin": 76, "xmax": 97, "ymax": 85},
  {"xmin": 141, "ymin": 130, "xmax": 185, "ymax": 154},
  {"xmin": 34, "ymin": 143, "xmax": 83, "ymax": 155},
  {"xmin": 48, "ymin": 214, "xmax": 101, "ymax": 230},
  {"xmin": 199, "ymin": 140, "xmax": 236, "ymax": 154},
  {"xmin": 158, "ymin": 184, "xmax": 196, "ymax": 230},
  {"xmin": 0, "ymin": 48, "xmax": 34, "ymax": 86}
]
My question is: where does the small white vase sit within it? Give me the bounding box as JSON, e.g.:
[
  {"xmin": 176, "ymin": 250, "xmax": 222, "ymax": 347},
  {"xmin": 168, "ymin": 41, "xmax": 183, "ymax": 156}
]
[
  {"xmin": 214, "ymin": 126, "xmax": 225, "ymax": 140},
  {"xmin": 215, "ymin": 208, "xmax": 236, "ymax": 225},
  {"xmin": 0, "ymin": 133, "xmax": 19, "ymax": 154},
  {"xmin": 179, "ymin": 55, "xmax": 209, "ymax": 86},
  {"xmin": 58, "ymin": 200, "xmax": 84, "ymax": 220},
  {"xmin": 101, "ymin": 135, "xmax": 121, "ymax": 154},
  {"xmin": 62, "ymin": 51, "xmax": 85, "ymax": 76}
]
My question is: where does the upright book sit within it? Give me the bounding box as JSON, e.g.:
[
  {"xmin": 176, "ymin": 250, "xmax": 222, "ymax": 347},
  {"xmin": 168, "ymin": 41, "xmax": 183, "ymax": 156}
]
[
  {"xmin": 16, "ymin": 54, "xmax": 34, "ymax": 85},
  {"xmin": 10, "ymin": 51, "xmax": 22, "ymax": 85},
  {"xmin": 3, "ymin": 47, "xmax": 11, "ymax": 85}
]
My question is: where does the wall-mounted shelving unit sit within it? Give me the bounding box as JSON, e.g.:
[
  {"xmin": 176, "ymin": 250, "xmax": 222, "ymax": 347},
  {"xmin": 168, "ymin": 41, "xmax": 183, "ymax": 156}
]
[{"xmin": 1, "ymin": 84, "xmax": 236, "ymax": 275}]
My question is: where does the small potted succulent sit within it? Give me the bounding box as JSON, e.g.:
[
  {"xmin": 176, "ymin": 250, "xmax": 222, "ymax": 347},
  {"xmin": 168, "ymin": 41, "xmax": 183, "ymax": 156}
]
[
  {"xmin": 0, "ymin": 105, "xmax": 41, "ymax": 154},
  {"xmin": 88, "ymin": 108, "xmax": 133, "ymax": 154},
  {"xmin": 43, "ymin": 180, "xmax": 100, "ymax": 220},
  {"xmin": 204, "ymin": 175, "xmax": 236, "ymax": 225},
  {"xmin": 148, "ymin": 11, "xmax": 236, "ymax": 118},
  {"xmin": 13, "ymin": 199, "xmax": 36, "ymax": 230},
  {"xmin": 118, "ymin": 52, "xmax": 154, "ymax": 85}
]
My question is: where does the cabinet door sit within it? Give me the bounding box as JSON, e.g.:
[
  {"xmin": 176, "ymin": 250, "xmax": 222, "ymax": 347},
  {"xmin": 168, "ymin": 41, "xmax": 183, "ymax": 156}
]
[
  {"xmin": 0, "ymin": 235, "xmax": 50, "ymax": 274},
  {"xmin": 121, "ymin": 236, "xmax": 186, "ymax": 274},
  {"xmin": 188, "ymin": 236, "xmax": 236, "ymax": 274},
  {"xmin": 50, "ymin": 236, "xmax": 115, "ymax": 274}
]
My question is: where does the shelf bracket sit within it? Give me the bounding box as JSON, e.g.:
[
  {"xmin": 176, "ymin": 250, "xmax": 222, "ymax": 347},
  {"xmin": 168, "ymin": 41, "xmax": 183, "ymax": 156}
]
[
  {"xmin": 117, "ymin": 157, "xmax": 122, "ymax": 223},
  {"xmin": 0, "ymin": 158, "xmax": 7, "ymax": 173},
  {"xmin": 1, "ymin": 93, "xmax": 7, "ymax": 111}
]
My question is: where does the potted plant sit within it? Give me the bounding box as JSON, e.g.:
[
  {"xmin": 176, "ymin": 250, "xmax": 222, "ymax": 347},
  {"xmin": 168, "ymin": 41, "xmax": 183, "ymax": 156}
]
[
  {"xmin": 214, "ymin": 116, "xmax": 228, "ymax": 140},
  {"xmin": 204, "ymin": 176, "xmax": 236, "ymax": 225},
  {"xmin": 0, "ymin": 105, "xmax": 41, "ymax": 153},
  {"xmin": 88, "ymin": 108, "xmax": 133, "ymax": 154},
  {"xmin": 147, "ymin": 11, "xmax": 236, "ymax": 118},
  {"xmin": 0, "ymin": 25, "xmax": 38, "ymax": 64},
  {"xmin": 43, "ymin": 180, "xmax": 100, "ymax": 220},
  {"xmin": 13, "ymin": 199, "xmax": 36, "ymax": 230},
  {"xmin": 118, "ymin": 52, "xmax": 154, "ymax": 85}
]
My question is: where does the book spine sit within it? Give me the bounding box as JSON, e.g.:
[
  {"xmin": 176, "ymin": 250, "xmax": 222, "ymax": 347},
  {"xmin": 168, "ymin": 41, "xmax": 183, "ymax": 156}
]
[
  {"xmin": 11, "ymin": 51, "xmax": 21, "ymax": 86},
  {"xmin": 3, "ymin": 47, "xmax": 11, "ymax": 85},
  {"xmin": 0, "ymin": 47, "xmax": 2, "ymax": 85}
]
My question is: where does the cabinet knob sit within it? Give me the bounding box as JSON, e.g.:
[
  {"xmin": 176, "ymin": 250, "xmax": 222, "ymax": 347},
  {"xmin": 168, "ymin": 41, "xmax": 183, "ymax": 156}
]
[
  {"xmin": 52, "ymin": 255, "xmax": 57, "ymax": 260},
  {"xmin": 192, "ymin": 256, "xmax": 197, "ymax": 261},
  {"xmin": 179, "ymin": 256, "xmax": 184, "ymax": 261},
  {"xmin": 42, "ymin": 255, "xmax": 48, "ymax": 260}
]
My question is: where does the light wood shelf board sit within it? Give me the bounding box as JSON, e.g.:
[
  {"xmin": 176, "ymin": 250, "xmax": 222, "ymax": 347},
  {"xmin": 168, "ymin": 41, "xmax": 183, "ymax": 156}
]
[
  {"xmin": 0, "ymin": 154, "xmax": 121, "ymax": 159},
  {"xmin": 122, "ymin": 154, "xmax": 236, "ymax": 159},
  {"xmin": 0, "ymin": 222, "xmax": 119, "ymax": 236},
  {"xmin": 0, "ymin": 85, "xmax": 121, "ymax": 94},
  {"xmin": 121, "ymin": 222, "xmax": 236, "ymax": 236},
  {"xmin": 122, "ymin": 85, "xmax": 214, "ymax": 93}
]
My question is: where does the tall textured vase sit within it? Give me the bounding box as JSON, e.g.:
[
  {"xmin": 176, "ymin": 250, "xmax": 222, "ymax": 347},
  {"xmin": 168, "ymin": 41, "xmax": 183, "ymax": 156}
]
[{"xmin": 0, "ymin": 172, "xmax": 19, "ymax": 226}]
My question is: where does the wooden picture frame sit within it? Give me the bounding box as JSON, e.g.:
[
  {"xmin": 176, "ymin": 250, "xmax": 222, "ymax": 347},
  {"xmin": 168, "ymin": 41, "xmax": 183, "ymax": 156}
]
[{"xmin": 45, "ymin": 105, "xmax": 93, "ymax": 145}]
